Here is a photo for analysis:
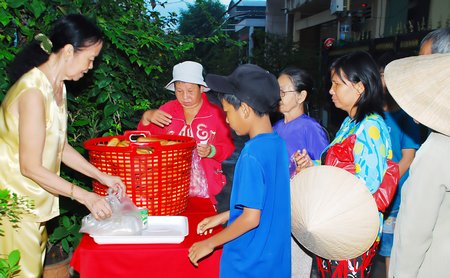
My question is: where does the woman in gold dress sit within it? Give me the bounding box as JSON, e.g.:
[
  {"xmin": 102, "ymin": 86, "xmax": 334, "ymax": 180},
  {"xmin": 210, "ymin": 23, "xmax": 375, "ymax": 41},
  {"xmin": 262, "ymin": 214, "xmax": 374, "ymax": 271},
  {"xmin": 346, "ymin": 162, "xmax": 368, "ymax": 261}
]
[{"xmin": 0, "ymin": 14, "xmax": 125, "ymax": 277}]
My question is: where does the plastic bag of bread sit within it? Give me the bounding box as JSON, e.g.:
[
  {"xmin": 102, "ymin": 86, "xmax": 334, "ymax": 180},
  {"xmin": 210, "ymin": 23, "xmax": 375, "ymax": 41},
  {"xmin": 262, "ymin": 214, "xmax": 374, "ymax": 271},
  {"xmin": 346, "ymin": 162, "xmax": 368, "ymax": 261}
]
[{"xmin": 80, "ymin": 189, "xmax": 144, "ymax": 236}]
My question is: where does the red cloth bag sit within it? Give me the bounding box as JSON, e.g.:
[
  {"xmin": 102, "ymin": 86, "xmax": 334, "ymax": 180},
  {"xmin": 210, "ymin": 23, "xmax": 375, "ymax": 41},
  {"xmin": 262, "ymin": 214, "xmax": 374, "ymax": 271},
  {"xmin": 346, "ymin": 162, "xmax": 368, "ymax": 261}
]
[{"xmin": 324, "ymin": 134, "xmax": 399, "ymax": 212}]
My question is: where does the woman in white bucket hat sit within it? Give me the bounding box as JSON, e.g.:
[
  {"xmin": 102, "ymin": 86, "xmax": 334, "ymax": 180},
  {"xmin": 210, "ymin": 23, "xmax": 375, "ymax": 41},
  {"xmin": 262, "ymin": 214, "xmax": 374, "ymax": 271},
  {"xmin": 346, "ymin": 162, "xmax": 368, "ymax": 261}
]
[
  {"xmin": 385, "ymin": 53, "xmax": 450, "ymax": 278},
  {"xmin": 137, "ymin": 61, "xmax": 235, "ymax": 205}
]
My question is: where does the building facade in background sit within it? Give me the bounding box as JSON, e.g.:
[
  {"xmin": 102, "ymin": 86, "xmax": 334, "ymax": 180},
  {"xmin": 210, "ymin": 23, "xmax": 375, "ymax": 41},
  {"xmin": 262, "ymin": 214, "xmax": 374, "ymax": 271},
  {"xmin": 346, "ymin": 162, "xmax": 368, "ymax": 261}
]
[
  {"xmin": 226, "ymin": 0, "xmax": 266, "ymax": 60},
  {"xmin": 263, "ymin": 0, "xmax": 449, "ymax": 133},
  {"xmin": 267, "ymin": 0, "xmax": 449, "ymax": 46}
]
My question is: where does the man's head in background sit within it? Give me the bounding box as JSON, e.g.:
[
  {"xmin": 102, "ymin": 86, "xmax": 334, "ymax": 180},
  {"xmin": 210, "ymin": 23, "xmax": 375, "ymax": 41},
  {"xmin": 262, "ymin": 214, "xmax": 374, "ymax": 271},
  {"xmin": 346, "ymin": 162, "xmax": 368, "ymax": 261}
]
[{"xmin": 419, "ymin": 27, "xmax": 450, "ymax": 55}]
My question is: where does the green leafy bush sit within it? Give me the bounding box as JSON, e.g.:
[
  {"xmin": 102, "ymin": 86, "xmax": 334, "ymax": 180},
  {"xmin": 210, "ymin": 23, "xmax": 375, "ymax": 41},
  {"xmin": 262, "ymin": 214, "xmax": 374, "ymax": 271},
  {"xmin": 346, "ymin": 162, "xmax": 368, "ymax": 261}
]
[
  {"xmin": 0, "ymin": 189, "xmax": 34, "ymax": 237},
  {"xmin": 0, "ymin": 0, "xmax": 194, "ymax": 146},
  {"xmin": 0, "ymin": 0, "xmax": 193, "ymax": 266},
  {"xmin": 0, "ymin": 250, "xmax": 20, "ymax": 278},
  {"xmin": 0, "ymin": 189, "xmax": 33, "ymax": 278},
  {"xmin": 0, "ymin": 1, "xmax": 240, "ymax": 265}
]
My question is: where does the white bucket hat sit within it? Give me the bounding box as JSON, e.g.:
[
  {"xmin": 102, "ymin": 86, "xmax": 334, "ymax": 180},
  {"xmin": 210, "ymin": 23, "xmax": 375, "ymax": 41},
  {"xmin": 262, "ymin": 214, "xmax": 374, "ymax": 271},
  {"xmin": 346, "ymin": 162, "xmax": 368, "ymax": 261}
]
[
  {"xmin": 291, "ymin": 165, "xmax": 379, "ymax": 260},
  {"xmin": 164, "ymin": 61, "xmax": 210, "ymax": 92},
  {"xmin": 384, "ymin": 53, "xmax": 450, "ymax": 136}
]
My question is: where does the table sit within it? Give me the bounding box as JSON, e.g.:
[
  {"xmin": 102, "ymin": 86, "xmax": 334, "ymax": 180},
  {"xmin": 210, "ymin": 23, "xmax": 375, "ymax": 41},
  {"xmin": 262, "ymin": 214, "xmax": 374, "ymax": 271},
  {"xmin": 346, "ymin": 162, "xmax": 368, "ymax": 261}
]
[{"xmin": 71, "ymin": 197, "xmax": 223, "ymax": 278}]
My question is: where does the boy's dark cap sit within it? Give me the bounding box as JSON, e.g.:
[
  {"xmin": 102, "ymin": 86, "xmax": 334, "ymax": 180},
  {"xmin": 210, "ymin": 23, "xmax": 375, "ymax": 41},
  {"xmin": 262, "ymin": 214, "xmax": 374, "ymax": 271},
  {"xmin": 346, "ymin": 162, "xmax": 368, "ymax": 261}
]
[{"xmin": 205, "ymin": 64, "xmax": 280, "ymax": 113}]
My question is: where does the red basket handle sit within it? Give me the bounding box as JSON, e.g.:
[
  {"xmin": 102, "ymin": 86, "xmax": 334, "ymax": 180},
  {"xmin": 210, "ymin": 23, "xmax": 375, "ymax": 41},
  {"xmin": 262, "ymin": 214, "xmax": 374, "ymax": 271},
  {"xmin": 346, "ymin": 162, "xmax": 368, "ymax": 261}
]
[
  {"xmin": 123, "ymin": 130, "xmax": 152, "ymax": 142},
  {"xmin": 130, "ymin": 145, "xmax": 162, "ymax": 155}
]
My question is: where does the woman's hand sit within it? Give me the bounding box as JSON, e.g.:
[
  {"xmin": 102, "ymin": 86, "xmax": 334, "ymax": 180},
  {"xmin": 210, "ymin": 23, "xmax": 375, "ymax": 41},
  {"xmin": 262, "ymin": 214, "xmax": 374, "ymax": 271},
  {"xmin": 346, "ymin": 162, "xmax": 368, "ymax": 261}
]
[
  {"xmin": 196, "ymin": 143, "xmax": 211, "ymax": 158},
  {"xmin": 294, "ymin": 149, "xmax": 314, "ymax": 173},
  {"xmin": 98, "ymin": 172, "xmax": 126, "ymax": 197},
  {"xmin": 142, "ymin": 109, "xmax": 172, "ymax": 127},
  {"xmin": 83, "ymin": 192, "xmax": 113, "ymax": 220}
]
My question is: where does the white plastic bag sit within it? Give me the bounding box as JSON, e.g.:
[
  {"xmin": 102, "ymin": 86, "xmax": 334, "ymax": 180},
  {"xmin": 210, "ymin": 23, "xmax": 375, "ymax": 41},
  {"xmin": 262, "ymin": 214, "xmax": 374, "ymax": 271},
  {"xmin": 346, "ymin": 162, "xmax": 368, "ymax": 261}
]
[
  {"xmin": 80, "ymin": 189, "xmax": 144, "ymax": 236},
  {"xmin": 189, "ymin": 150, "xmax": 209, "ymax": 198}
]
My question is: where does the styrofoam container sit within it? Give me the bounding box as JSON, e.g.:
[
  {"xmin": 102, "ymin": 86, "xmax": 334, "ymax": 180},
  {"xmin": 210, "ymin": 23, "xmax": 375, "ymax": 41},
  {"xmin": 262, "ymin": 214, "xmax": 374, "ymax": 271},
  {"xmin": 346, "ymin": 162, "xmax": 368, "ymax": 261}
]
[{"xmin": 91, "ymin": 216, "xmax": 188, "ymax": 244}]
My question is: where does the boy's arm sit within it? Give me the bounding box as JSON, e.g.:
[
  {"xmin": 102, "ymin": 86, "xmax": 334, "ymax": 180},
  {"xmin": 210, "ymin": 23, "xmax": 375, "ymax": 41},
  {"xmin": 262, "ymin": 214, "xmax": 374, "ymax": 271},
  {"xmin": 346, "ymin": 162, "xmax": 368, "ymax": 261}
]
[
  {"xmin": 398, "ymin": 148, "xmax": 416, "ymax": 178},
  {"xmin": 197, "ymin": 211, "xmax": 230, "ymax": 234},
  {"xmin": 188, "ymin": 207, "xmax": 260, "ymax": 266}
]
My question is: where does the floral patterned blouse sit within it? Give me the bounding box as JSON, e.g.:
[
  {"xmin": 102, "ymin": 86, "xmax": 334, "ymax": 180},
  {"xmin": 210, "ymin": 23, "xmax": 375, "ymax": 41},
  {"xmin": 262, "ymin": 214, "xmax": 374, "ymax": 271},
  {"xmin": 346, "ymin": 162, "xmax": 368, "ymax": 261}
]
[{"xmin": 323, "ymin": 114, "xmax": 393, "ymax": 193}]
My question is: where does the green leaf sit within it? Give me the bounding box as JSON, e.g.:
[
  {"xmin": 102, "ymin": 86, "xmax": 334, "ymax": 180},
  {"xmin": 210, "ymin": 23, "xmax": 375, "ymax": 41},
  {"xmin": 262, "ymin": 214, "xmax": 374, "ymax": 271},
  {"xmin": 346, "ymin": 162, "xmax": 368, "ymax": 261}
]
[
  {"xmin": 0, "ymin": 50, "xmax": 15, "ymax": 60},
  {"xmin": 72, "ymin": 119, "xmax": 90, "ymax": 127},
  {"xmin": 0, "ymin": 10, "xmax": 12, "ymax": 26},
  {"xmin": 60, "ymin": 208, "xmax": 69, "ymax": 215},
  {"xmin": 122, "ymin": 118, "xmax": 136, "ymax": 128},
  {"xmin": 96, "ymin": 78, "xmax": 112, "ymax": 89},
  {"xmin": 74, "ymin": 145, "xmax": 85, "ymax": 154},
  {"xmin": 103, "ymin": 103, "xmax": 118, "ymax": 117},
  {"xmin": 0, "ymin": 189, "xmax": 8, "ymax": 199},
  {"xmin": 144, "ymin": 66, "xmax": 153, "ymax": 75},
  {"xmin": 6, "ymin": 0, "xmax": 26, "ymax": 8},
  {"xmin": 0, "ymin": 258, "xmax": 9, "ymax": 269},
  {"xmin": 8, "ymin": 249, "xmax": 20, "ymax": 266},
  {"xmin": 96, "ymin": 91, "xmax": 110, "ymax": 104},
  {"xmin": 62, "ymin": 215, "xmax": 71, "ymax": 228},
  {"xmin": 62, "ymin": 239, "xmax": 70, "ymax": 254},
  {"xmin": 50, "ymin": 227, "xmax": 65, "ymax": 240}
]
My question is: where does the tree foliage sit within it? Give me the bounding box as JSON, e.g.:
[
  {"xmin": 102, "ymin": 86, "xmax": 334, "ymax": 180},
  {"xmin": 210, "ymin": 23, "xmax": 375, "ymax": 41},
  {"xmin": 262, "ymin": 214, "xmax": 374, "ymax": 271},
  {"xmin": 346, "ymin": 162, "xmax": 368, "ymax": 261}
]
[
  {"xmin": 0, "ymin": 189, "xmax": 33, "ymax": 237},
  {"xmin": 0, "ymin": 249, "xmax": 20, "ymax": 278},
  {"xmin": 0, "ymin": 0, "xmax": 243, "ymax": 263},
  {"xmin": 178, "ymin": 0, "xmax": 225, "ymax": 37},
  {"xmin": 0, "ymin": 0, "xmax": 198, "ymax": 262},
  {"xmin": 0, "ymin": 189, "xmax": 33, "ymax": 277},
  {"xmin": 177, "ymin": 0, "xmax": 244, "ymax": 74},
  {"xmin": 252, "ymin": 30, "xmax": 329, "ymax": 125},
  {"xmin": 0, "ymin": 0, "xmax": 195, "ymax": 152}
]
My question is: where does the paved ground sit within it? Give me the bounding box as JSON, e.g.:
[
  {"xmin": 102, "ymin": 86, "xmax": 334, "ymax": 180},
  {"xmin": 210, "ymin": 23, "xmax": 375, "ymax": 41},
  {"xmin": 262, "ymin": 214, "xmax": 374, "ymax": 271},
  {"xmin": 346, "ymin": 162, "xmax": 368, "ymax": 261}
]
[{"xmin": 215, "ymin": 131, "xmax": 387, "ymax": 278}]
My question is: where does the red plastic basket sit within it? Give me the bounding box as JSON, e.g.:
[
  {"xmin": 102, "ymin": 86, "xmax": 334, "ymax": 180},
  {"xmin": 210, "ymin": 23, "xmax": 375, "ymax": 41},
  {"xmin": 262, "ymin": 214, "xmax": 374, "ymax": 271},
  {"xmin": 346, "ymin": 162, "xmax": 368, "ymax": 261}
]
[{"xmin": 84, "ymin": 130, "xmax": 196, "ymax": 215}]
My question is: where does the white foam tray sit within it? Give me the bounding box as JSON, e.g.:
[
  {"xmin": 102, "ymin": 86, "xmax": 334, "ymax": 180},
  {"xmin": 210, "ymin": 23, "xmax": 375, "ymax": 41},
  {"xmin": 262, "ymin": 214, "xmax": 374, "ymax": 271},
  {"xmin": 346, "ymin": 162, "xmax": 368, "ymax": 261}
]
[{"xmin": 91, "ymin": 216, "xmax": 189, "ymax": 244}]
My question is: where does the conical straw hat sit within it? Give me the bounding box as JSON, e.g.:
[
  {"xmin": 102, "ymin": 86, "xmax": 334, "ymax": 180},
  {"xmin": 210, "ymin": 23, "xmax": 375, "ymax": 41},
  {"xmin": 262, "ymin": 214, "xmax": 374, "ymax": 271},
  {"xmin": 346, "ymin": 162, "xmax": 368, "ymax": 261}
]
[
  {"xmin": 384, "ymin": 53, "xmax": 450, "ymax": 136},
  {"xmin": 291, "ymin": 165, "xmax": 379, "ymax": 260}
]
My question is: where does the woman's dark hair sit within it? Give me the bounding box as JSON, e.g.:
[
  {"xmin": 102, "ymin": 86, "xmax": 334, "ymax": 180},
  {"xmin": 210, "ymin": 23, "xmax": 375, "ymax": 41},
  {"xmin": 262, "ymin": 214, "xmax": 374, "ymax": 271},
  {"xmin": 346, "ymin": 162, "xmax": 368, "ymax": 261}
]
[
  {"xmin": 279, "ymin": 66, "xmax": 314, "ymax": 115},
  {"xmin": 330, "ymin": 51, "xmax": 384, "ymax": 123},
  {"xmin": 376, "ymin": 51, "xmax": 411, "ymax": 111},
  {"xmin": 376, "ymin": 51, "xmax": 410, "ymax": 70},
  {"xmin": 7, "ymin": 14, "xmax": 103, "ymax": 84},
  {"xmin": 279, "ymin": 67, "xmax": 314, "ymax": 103}
]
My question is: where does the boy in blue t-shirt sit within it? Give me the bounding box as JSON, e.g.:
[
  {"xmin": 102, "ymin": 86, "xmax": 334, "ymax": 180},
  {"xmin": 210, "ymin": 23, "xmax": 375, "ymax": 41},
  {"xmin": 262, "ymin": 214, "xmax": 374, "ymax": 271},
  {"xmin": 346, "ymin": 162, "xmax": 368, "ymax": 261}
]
[{"xmin": 188, "ymin": 64, "xmax": 291, "ymax": 277}]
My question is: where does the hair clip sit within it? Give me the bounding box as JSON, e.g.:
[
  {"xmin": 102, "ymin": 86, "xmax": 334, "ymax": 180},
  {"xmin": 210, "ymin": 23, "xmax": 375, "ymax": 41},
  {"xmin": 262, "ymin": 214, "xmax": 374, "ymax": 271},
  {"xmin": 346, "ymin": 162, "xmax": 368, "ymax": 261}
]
[{"xmin": 34, "ymin": 33, "xmax": 53, "ymax": 55}]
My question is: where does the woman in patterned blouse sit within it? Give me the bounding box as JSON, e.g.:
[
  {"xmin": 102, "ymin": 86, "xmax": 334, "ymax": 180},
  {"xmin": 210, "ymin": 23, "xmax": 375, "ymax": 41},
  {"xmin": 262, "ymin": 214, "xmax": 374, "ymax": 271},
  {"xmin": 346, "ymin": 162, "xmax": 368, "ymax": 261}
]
[{"xmin": 295, "ymin": 51, "xmax": 394, "ymax": 278}]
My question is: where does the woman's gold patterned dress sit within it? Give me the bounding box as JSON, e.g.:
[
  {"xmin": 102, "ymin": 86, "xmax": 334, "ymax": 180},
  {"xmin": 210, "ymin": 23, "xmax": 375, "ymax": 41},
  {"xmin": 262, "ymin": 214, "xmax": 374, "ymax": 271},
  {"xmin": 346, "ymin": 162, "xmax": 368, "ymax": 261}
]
[{"xmin": 0, "ymin": 67, "xmax": 67, "ymax": 277}]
